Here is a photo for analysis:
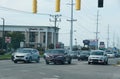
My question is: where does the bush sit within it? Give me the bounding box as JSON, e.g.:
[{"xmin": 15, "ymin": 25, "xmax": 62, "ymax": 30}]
[
  {"xmin": 117, "ymin": 61, "xmax": 120, "ymax": 64},
  {"xmin": 0, "ymin": 49, "xmax": 6, "ymax": 55},
  {"xmin": 37, "ymin": 47, "xmax": 45, "ymax": 55},
  {"xmin": 48, "ymin": 43, "xmax": 54, "ymax": 49},
  {"xmin": 0, "ymin": 53, "xmax": 11, "ymax": 60}
]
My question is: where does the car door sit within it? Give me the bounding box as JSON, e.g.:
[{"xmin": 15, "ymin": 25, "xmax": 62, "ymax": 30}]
[
  {"xmin": 32, "ymin": 49, "xmax": 39, "ymax": 60},
  {"xmin": 104, "ymin": 53, "xmax": 108, "ymax": 62}
]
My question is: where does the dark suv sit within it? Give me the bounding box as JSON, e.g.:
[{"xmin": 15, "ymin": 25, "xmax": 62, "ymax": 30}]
[{"xmin": 44, "ymin": 49, "xmax": 72, "ymax": 64}]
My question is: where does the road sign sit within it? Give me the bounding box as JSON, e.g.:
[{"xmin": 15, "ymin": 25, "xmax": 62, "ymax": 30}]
[{"xmin": 5, "ymin": 37, "xmax": 11, "ymax": 43}]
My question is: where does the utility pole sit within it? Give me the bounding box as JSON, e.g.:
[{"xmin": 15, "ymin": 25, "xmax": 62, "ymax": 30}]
[
  {"xmin": 1, "ymin": 18, "xmax": 5, "ymax": 50},
  {"xmin": 117, "ymin": 36, "xmax": 119, "ymax": 48},
  {"xmin": 113, "ymin": 32, "xmax": 115, "ymax": 47},
  {"xmin": 67, "ymin": 0, "xmax": 77, "ymax": 51},
  {"xmin": 49, "ymin": 14, "xmax": 61, "ymax": 49},
  {"xmin": 107, "ymin": 25, "xmax": 109, "ymax": 48},
  {"xmin": 75, "ymin": 38, "xmax": 77, "ymax": 46},
  {"xmin": 95, "ymin": 10, "xmax": 99, "ymax": 50}
]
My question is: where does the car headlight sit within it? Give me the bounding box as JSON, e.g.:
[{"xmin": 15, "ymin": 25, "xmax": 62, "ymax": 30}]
[
  {"xmin": 86, "ymin": 55, "xmax": 89, "ymax": 57},
  {"xmin": 88, "ymin": 57, "xmax": 91, "ymax": 60},
  {"xmin": 100, "ymin": 57, "xmax": 104, "ymax": 60},
  {"xmin": 45, "ymin": 54, "xmax": 50, "ymax": 57},
  {"xmin": 58, "ymin": 55, "xmax": 63, "ymax": 57},
  {"xmin": 25, "ymin": 54, "xmax": 30, "ymax": 57}
]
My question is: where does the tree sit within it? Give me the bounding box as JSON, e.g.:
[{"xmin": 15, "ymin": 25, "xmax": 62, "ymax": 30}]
[
  {"xmin": 6, "ymin": 32, "xmax": 25, "ymax": 49},
  {"xmin": 0, "ymin": 37, "xmax": 2, "ymax": 49},
  {"xmin": 48, "ymin": 43, "xmax": 54, "ymax": 49}
]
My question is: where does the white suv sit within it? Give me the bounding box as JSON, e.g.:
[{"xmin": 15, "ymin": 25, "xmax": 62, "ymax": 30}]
[
  {"xmin": 88, "ymin": 50, "xmax": 108, "ymax": 65},
  {"xmin": 11, "ymin": 48, "xmax": 40, "ymax": 63}
]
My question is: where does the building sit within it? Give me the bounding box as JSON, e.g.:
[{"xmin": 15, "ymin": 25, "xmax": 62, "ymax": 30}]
[{"xmin": 0, "ymin": 25, "xmax": 59, "ymax": 49}]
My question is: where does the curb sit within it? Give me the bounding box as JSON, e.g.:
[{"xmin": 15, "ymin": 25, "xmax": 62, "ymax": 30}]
[{"xmin": 0, "ymin": 59, "xmax": 11, "ymax": 60}]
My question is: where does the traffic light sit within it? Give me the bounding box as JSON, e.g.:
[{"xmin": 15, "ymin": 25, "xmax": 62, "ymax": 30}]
[
  {"xmin": 32, "ymin": 0, "xmax": 37, "ymax": 13},
  {"xmin": 76, "ymin": 0, "xmax": 81, "ymax": 10},
  {"xmin": 55, "ymin": 0, "xmax": 60, "ymax": 12},
  {"xmin": 98, "ymin": 0, "xmax": 103, "ymax": 8}
]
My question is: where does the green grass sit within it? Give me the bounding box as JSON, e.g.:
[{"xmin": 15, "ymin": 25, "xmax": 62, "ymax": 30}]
[
  {"xmin": 117, "ymin": 61, "xmax": 120, "ymax": 65},
  {"xmin": 0, "ymin": 53, "xmax": 11, "ymax": 60}
]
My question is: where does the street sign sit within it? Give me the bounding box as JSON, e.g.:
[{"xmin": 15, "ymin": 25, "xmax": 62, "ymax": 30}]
[
  {"xmin": 83, "ymin": 40, "xmax": 90, "ymax": 45},
  {"xmin": 5, "ymin": 37, "xmax": 11, "ymax": 43}
]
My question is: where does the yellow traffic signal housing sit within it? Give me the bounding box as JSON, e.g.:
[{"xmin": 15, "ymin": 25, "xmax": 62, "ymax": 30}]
[
  {"xmin": 55, "ymin": 0, "xmax": 60, "ymax": 12},
  {"xmin": 32, "ymin": 0, "xmax": 37, "ymax": 13},
  {"xmin": 76, "ymin": 0, "xmax": 81, "ymax": 10}
]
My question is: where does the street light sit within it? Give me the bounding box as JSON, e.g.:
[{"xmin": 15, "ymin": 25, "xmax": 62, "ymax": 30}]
[
  {"xmin": 1, "ymin": 18, "xmax": 5, "ymax": 50},
  {"xmin": 75, "ymin": 38, "xmax": 77, "ymax": 46}
]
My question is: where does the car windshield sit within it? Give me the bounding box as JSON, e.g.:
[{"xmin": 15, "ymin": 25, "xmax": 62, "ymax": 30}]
[
  {"xmin": 70, "ymin": 51, "xmax": 79, "ymax": 55},
  {"xmin": 80, "ymin": 51, "xmax": 90, "ymax": 55},
  {"xmin": 107, "ymin": 52, "xmax": 113, "ymax": 54},
  {"xmin": 91, "ymin": 51, "xmax": 104, "ymax": 55},
  {"xmin": 16, "ymin": 48, "xmax": 32, "ymax": 53},
  {"xmin": 45, "ymin": 49, "xmax": 65, "ymax": 54}
]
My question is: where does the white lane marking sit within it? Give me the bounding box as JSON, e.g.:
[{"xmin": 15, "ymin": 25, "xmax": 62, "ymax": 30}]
[
  {"xmin": 53, "ymin": 75, "xmax": 60, "ymax": 78},
  {"xmin": 20, "ymin": 70, "xmax": 29, "ymax": 72},
  {"xmin": 42, "ymin": 75, "xmax": 60, "ymax": 79},
  {"xmin": 2, "ymin": 68, "xmax": 11, "ymax": 71},
  {"xmin": 39, "ymin": 72, "xmax": 46, "ymax": 75},
  {"xmin": 42, "ymin": 78, "xmax": 58, "ymax": 79}
]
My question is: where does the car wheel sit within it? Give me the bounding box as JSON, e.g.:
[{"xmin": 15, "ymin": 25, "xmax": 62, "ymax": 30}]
[
  {"xmin": 78, "ymin": 58, "xmax": 80, "ymax": 61},
  {"xmin": 105, "ymin": 60, "xmax": 108, "ymax": 65},
  {"xmin": 61, "ymin": 61, "xmax": 65, "ymax": 64},
  {"xmin": 88, "ymin": 62, "xmax": 91, "ymax": 64},
  {"xmin": 36, "ymin": 57, "xmax": 40, "ymax": 63},
  {"xmin": 27, "ymin": 57, "xmax": 32, "ymax": 63},
  {"xmin": 103, "ymin": 60, "xmax": 108, "ymax": 65},
  {"xmin": 106, "ymin": 61, "xmax": 108, "ymax": 65},
  {"xmin": 11, "ymin": 56, "xmax": 14, "ymax": 61},
  {"xmin": 68, "ymin": 60, "xmax": 71, "ymax": 64},
  {"xmin": 45, "ymin": 60, "xmax": 49, "ymax": 65},
  {"xmin": 54, "ymin": 61, "xmax": 57, "ymax": 64},
  {"xmin": 14, "ymin": 60, "xmax": 17, "ymax": 63}
]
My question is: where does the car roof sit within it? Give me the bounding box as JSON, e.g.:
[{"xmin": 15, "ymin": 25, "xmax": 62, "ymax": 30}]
[
  {"xmin": 91, "ymin": 50, "xmax": 104, "ymax": 52},
  {"xmin": 17, "ymin": 48, "xmax": 36, "ymax": 50}
]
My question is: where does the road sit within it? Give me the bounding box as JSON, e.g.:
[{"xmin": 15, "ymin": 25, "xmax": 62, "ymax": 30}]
[{"xmin": 0, "ymin": 58, "xmax": 120, "ymax": 79}]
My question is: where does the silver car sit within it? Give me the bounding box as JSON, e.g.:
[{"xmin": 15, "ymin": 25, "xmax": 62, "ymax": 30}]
[
  {"xmin": 11, "ymin": 48, "xmax": 40, "ymax": 63},
  {"xmin": 88, "ymin": 50, "xmax": 108, "ymax": 65}
]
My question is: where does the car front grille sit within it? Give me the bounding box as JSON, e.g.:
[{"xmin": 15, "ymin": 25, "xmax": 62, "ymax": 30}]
[
  {"xmin": 16, "ymin": 56, "xmax": 24, "ymax": 58},
  {"xmin": 92, "ymin": 59, "xmax": 98, "ymax": 62}
]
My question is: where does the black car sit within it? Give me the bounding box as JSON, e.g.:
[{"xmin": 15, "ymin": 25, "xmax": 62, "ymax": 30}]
[
  {"xmin": 77, "ymin": 51, "xmax": 90, "ymax": 61},
  {"xmin": 44, "ymin": 49, "xmax": 72, "ymax": 64},
  {"xmin": 69, "ymin": 51, "xmax": 80, "ymax": 59}
]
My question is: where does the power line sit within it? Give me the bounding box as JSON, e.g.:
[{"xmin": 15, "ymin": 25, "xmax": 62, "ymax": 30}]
[
  {"xmin": 0, "ymin": 6, "xmax": 50, "ymax": 15},
  {"xmin": 62, "ymin": 15, "xmax": 93, "ymax": 34}
]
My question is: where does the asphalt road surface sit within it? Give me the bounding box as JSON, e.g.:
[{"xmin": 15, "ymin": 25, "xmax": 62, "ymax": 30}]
[{"xmin": 0, "ymin": 58, "xmax": 120, "ymax": 79}]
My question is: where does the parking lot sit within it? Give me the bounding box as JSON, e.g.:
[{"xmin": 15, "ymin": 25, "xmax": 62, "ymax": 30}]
[{"xmin": 0, "ymin": 58, "xmax": 120, "ymax": 79}]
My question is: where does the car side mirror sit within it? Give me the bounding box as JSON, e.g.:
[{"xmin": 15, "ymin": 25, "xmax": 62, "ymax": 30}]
[
  {"xmin": 104, "ymin": 54, "xmax": 107, "ymax": 56},
  {"xmin": 31, "ymin": 52, "xmax": 34, "ymax": 54},
  {"xmin": 64, "ymin": 52, "xmax": 67, "ymax": 55}
]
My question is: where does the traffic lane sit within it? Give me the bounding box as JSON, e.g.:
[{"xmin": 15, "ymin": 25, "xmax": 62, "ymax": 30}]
[
  {"xmin": 76, "ymin": 57, "xmax": 120, "ymax": 65},
  {"xmin": 108, "ymin": 57, "xmax": 120, "ymax": 65},
  {"xmin": 0, "ymin": 58, "xmax": 120, "ymax": 79}
]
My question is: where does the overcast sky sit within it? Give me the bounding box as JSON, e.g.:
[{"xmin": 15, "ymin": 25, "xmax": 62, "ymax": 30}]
[{"xmin": 0, "ymin": 0, "xmax": 120, "ymax": 47}]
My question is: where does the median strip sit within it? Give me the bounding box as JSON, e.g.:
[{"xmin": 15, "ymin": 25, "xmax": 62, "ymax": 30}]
[{"xmin": 0, "ymin": 54, "xmax": 11, "ymax": 60}]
